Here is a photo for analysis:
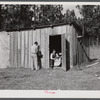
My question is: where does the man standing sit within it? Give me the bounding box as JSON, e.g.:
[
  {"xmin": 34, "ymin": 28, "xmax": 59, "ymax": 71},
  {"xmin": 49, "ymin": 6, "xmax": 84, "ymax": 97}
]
[{"xmin": 31, "ymin": 42, "xmax": 38, "ymax": 70}]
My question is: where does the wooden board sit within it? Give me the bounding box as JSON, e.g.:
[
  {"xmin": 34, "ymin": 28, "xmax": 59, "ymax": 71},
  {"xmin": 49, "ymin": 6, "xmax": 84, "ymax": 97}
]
[
  {"xmin": 72, "ymin": 26, "xmax": 77, "ymax": 65},
  {"xmin": 48, "ymin": 28, "xmax": 52, "ymax": 68},
  {"xmin": 27, "ymin": 31, "xmax": 29, "ymax": 68},
  {"xmin": 10, "ymin": 32, "xmax": 14, "ymax": 68},
  {"xmin": 32, "ymin": 30, "xmax": 36, "ymax": 45},
  {"xmin": 25, "ymin": 31, "xmax": 28, "ymax": 68},
  {"xmin": 19, "ymin": 31, "xmax": 22, "ymax": 67},
  {"xmin": 18, "ymin": 31, "xmax": 21, "ymax": 68},
  {"xmin": 43, "ymin": 28, "xmax": 48, "ymax": 69},
  {"xmin": 14, "ymin": 32, "xmax": 18, "ymax": 68},
  {"xmin": 65, "ymin": 26, "xmax": 70, "ymax": 70},
  {"xmin": 28, "ymin": 31, "xmax": 31, "ymax": 69},
  {"xmin": 40, "ymin": 29, "xmax": 45, "ymax": 68},
  {"xmin": 36, "ymin": 29, "xmax": 41, "ymax": 45},
  {"xmin": 45, "ymin": 28, "xmax": 49, "ymax": 69},
  {"xmin": 21, "ymin": 31, "xmax": 25, "ymax": 67},
  {"xmin": 13, "ymin": 32, "xmax": 15, "ymax": 68},
  {"xmin": 61, "ymin": 34, "xmax": 66, "ymax": 71}
]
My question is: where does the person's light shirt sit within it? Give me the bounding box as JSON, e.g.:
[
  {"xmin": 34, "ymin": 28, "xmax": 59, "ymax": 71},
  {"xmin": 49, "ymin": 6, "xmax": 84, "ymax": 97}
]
[{"xmin": 31, "ymin": 44, "xmax": 38, "ymax": 54}]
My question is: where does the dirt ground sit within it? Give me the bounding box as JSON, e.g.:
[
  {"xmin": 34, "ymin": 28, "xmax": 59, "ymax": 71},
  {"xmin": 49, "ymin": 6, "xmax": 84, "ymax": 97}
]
[{"xmin": 0, "ymin": 61, "xmax": 100, "ymax": 90}]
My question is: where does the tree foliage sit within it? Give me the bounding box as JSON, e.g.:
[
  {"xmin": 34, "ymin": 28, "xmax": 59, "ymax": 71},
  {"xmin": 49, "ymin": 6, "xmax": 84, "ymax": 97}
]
[
  {"xmin": 0, "ymin": 4, "xmax": 77, "ymax": 31},
  {"xmin": 76, "ymin": 5, "xmax": 100, "ymax": 35},
  {"xmin": 1, "ymin": 5, "xmax": 34, "ymax": 30},
  {"xmin": 0, "ymin": 5, "xmax": 64, "ymax": 30}
]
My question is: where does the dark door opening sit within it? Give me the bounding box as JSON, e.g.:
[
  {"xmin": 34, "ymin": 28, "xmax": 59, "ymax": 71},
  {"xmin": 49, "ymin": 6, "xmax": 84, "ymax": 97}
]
[
  {"xmin": 49, "ymin": 35, "xmax": 61, "ymax": 54},
  {"xmin": 49, "ymin": 35, "xmax": 62, "ymax": 68},
  {"xmin": 49, "ymin": 34, "xmax": 70, "ymax": 71}
]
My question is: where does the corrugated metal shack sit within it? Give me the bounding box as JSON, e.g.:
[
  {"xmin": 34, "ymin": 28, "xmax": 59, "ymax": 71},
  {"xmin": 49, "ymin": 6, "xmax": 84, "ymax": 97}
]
[{"xmin": 9, "ymin": 22, "xmax": 90, "ymax": 71}]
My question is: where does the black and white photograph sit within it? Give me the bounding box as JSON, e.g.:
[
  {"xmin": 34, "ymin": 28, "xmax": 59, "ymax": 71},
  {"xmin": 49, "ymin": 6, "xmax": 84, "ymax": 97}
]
[{"xmin": 1, "ymin": 2, "xmax": 100, "ymax": 94}]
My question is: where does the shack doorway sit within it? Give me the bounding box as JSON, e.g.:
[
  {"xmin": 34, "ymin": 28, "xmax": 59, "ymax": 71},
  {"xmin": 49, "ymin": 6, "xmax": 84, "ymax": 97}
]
[
  {"xmin": 49, "ymin": 34, "xmax": 70, "ymax": 71},
  {"xmin": 49, "ymin": 35, "xmax": 61, "ymax": 54},
  {"xmin": 49, "ymin": 35, "xmax": 62, "ymax": 68}
]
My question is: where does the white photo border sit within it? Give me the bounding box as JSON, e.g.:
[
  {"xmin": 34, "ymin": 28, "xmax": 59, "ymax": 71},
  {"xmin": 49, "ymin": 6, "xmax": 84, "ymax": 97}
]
[{"xmin": 0, "ymin": 1, "xmax": 100, "ymax": 98}]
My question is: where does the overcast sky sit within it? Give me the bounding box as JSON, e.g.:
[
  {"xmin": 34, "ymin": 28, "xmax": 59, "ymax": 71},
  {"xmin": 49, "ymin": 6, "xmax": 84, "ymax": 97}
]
[{"xmin": 62, "ymin": 5, "xmax": 82, "ymax": 18}]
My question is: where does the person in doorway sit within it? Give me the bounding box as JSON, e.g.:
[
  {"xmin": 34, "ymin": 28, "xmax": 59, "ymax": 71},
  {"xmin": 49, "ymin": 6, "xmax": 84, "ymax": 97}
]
[
  {"xmin": 54, "ymin": 53, "xmax": 62, "ymax": 67},
  {"xmin": 37, "ymin": 45, "xmax": 43, "ymax": 69},
  {"xmin": 50, "ymin": 49, "xmax": 56, "ymax": 69},
  {"xmin": 31, "ymin": 41, "xmax": 38, "ymax": 70}
]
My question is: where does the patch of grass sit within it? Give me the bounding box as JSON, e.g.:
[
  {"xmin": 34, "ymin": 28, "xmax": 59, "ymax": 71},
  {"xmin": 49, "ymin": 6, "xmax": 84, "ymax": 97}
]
[{"xmin": 0, "ymin": 63, "xmax": 100, "ymax": 90}]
